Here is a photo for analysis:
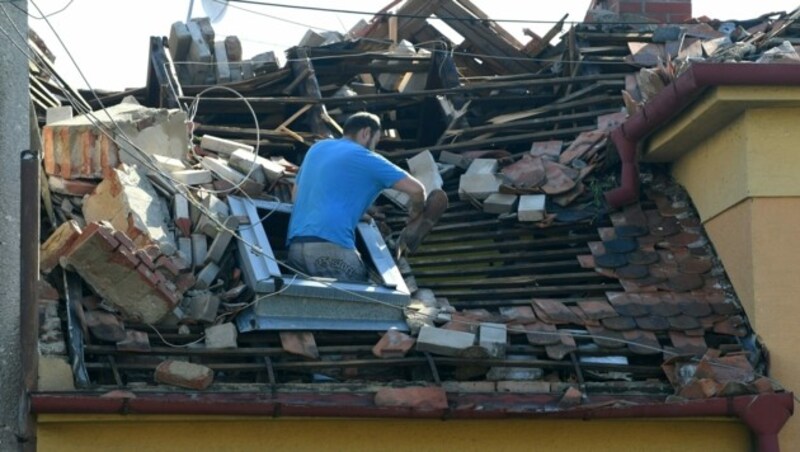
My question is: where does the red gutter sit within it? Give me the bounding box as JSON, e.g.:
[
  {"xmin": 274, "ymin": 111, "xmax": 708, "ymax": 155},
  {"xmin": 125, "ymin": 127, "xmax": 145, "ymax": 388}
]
[
  {"xmin": 32, "ymin": 391, "xmax": 793, "ymax": 451},
  {"xmin": 604, "ymin": 63, "xmax": 800, "ymax": 208}
]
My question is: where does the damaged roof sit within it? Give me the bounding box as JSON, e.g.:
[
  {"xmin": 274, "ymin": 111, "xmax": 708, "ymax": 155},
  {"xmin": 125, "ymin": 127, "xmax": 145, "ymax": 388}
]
[{"xmin": 30, "ymin": 0, "xmax": 800, "ymax": 416}]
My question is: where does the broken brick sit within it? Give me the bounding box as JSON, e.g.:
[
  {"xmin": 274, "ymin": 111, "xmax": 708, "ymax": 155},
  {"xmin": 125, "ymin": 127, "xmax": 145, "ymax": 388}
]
[
  {"xmin": 374, "ymin": 387, "xmax": 447, "ymax": 411},
  {"xmin": 154, "ymin": 360, "xmax": 214, "ymax": 390}
]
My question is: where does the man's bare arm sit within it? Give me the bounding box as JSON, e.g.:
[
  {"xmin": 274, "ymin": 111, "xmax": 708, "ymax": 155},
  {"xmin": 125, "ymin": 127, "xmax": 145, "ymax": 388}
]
[{"xmin": 392, "ymin": 176, "xmax": 426, "ymax": 221}]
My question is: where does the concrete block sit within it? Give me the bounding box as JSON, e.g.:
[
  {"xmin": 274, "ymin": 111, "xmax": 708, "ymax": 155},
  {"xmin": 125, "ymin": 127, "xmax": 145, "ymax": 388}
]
[
  {"xmin": 407, "ymin": 150, "xmax": 442, "ymax": 195},
  {"xmin": 168, "ymin": 21, "xmax": 192, "ymax": 61},
  {"xmin": 171, "ymin": 169, "xmax": 213, "ymax": 186},
  {"xmin": 466, "ymin": 158, "xmax": 498, "ymax": 175},
  {"xmin": 43, "ymin": 100, "xmax": 189, "ymax": 179},
  {"xmin": 194, "ymin": 261, "xmax": 220, "ymax": 290},
  {"xmin": 178, "ymin": 237, "xmax": 192, "ymax": 263},
  {"xmin": 83, "ymin": 164, "xmax": 175, "ymax": 250},
  {"xmin": 224, "ymin": 36, "xmax": 242, "ymax": 62},
  {"xmin": 251, "ymin": 51, "xmax": 279, "ymax": 74},
  {"xmin": 416, "ymin": 325, "xmax": 475, "ymax": 357},
  {"xmin": 181, "ymin": 290, "xmax": 220, "ymax": 323},
  {"xmin": 173, "ymin": 194, "xmax": 191, "ymax": 237},
  {"xmin": 205, "ymin": 216, "xmax": 240, "ymax": 264},
  {"xmin": 241, "ymin": 60, "xmax": 254, "ymax": 79},
  {"xmin": 213, "ymin": 41, "xmax": 231, "ymax": 84},
  {"xmin": 200, "ymin": 134, "xmax": 253, "ymax": 156},
  {"xmin": 438, "ymin": 150, "xmax": 468, "ymax": 169},
  {"xmin": 479, "ymin": 323, "xmax": 507, "ymax": 358},
  {"xmin": 201, "ymin": 156, "xmax": 265, "ymax": 194},
  {"xmin": 154, "ymin": 360, "xmax": 213, "ymax": 390},
  {"xmin": 45, "ymin": 106, "xmax": 72, "ymax": 124},
  {"xmin": 185, "ymin": 20, "xmax": 212, "ymax": 85},
  {"xmin": 190, "ymin": 17, "xmax": 215, "ymax": 47},
  {"xmin": 483, "ymin": 193, "xmax": 518, "ymax": 214},
  {"xmin": 229, "ymin": 148, "xmax": 285, "ymax": 184},
  {"xmin": 153, "ymin": 154, "xmax": 187, "ymax": 172},
  {"xmin": 191, "ymin": 233, "xmax": 208, "ymax": 267},
  {"xmin": 298, "ymin": 29, "xmax": 342, "ymax": 47},
  {"xmin": 518, "ymin": 194, "xmax": 546, "ymax": 222},
  {"xmin": 63, "ymin": 223, "xmax": 180, "ymax": 324},
  {"xmin": 40, "ymin": 219, "xmax": 82, "ymax": 273},
  {"xmin": 38, "ymin": 356, "xmax": 75, "ymax": 391},
  {"xmin": 204, "ymin": 323, "xmax": 238, "ymax": 349},
  {"xmin": 458, "ymin": 173, "xmax": 501, "ymax": 201}
]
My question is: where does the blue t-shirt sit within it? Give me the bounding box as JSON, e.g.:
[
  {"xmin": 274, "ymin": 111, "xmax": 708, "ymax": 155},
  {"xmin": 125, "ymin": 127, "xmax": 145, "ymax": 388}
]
[{"xmin": 288, "ymin": 138, "xmax": 408, "ymax": 249}]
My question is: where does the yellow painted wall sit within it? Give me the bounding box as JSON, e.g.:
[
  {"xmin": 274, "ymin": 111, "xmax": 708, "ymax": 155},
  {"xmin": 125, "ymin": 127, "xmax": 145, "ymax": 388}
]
[
  {"xmin": 645, "ymin": 91, "xmax": 800, "ymax": 450},
  {"xmin": 36, "ymin": 415, "xmax": 752, "ymax": 452}
]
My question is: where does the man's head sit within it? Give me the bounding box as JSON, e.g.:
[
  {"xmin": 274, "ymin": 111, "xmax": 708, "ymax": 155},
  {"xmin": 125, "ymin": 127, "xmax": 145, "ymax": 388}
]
[{"xmin": 343, "ymin": 112, "xmax": 381, "ymax": 150}]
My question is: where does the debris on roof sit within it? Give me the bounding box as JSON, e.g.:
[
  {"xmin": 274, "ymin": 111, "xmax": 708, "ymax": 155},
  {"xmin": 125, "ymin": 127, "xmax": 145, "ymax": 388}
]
[{"xmin": 32, "ymin": 1, "xmax": 800, "ymax": 408}]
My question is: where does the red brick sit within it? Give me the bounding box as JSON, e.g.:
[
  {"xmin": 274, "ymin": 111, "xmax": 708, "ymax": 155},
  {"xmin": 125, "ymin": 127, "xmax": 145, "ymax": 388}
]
[
  {"xmin": 372, "ymin": 330, "xmax": 416, "ymax": 358},
  {"xmin": 154, "ymin": 360, "xmax": 213, "ymax": 390},
  {"xmin": 617, "ymin": 2, "xmax": 643, "ymax": 14},
  {"xmin": 113, "ymin": 230, "xmax": 136, "ymax": 252},
  {"xmin": 108, "ymin": 245, "xmax": 140, "ymax": 270},
  {"xmin": 154, "ymin": 255, "xmax": 180, "ymax": 278},
  {"xmin": 136, "ymin": 249, "xmax": 156, "ymax": 270},
  {"xmin": 374, "ymin": 387, "xmax": 448, "ymax": 411}
]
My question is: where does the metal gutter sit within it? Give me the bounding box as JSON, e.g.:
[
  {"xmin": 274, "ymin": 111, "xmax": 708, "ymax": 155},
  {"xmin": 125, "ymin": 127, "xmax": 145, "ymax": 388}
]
[
  {"xmin": 604, "ymin": 63, "xmax": 800, "ymax": 208},
  {"xmin": 31, "ymin": 391, "xmax": 793, "ymax": 451}
]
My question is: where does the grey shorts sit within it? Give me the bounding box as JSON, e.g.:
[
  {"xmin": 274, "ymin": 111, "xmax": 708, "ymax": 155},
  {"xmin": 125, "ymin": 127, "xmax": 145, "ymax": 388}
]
[{"xmin": 287, "ymin": 240, "xmax": 369, "ymax": 283}]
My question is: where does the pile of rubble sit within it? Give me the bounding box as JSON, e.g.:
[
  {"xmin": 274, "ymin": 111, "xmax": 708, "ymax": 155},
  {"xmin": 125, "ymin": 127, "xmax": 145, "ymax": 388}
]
[{"xmin": 32, "ymin": 0, "xmax": 800, "ymax": 399}]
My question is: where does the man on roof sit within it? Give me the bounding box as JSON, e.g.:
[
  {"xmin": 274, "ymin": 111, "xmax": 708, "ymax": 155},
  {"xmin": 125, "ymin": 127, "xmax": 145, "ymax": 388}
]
[{"xmin": 287, "ymin": 112, "xmax": 447, "ymax": 283}]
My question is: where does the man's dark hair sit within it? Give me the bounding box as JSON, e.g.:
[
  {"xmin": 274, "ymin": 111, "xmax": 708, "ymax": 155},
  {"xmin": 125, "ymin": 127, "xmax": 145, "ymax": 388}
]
[{"xmin": 343, "ymin": 112, "xmax": 381, "ymax": 136}]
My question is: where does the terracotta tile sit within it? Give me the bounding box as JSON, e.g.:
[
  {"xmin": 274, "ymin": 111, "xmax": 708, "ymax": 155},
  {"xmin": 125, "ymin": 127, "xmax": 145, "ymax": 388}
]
[
  {"xmin": 595, "ymin": 267, "xmax": 618, "ymax": 279},
  {"xmin": 577, "ymin": 300, "xmax": 617, "ymax": 320},
  {"xmin": 619, "ymin": 279, "xmax": 660, "ymax": 292},
  {"xmin": 647, "ymin": 294, "xmax": 682, "ymax": 317},
  {"xmin": 635, "ymin": 315, "xmax": 670, "ymax": 331},
  {"xmin": 678, "ymin": 256, "xmax": 713, "ymax": 275},
  {"xmin": 615, "ymin": 225, "xmax": 648, "ymax": 238},
  {"xmin": 594, "ymin": 253, "xmax": 628, "ymax": 269},
  {"xmin": 708, "ymin": 298, "xmax": 741, "ymax": 315},
  {"xmin": 678, "ymin": 378, "xmax": 720, "ymax": 399},
  {"xmin": 669, "ymin": 331, "xmax": 708, "ymax": 355},
  {"xmin": 603, "ymin": 238, "xmax": 639, "ymax": 254},
  {"xmin": 667, "ymin": 274, "xmax": 705, "ymax": 293},
  {"xmin": 668, "ymin": 314, "xmax": 702, "ymax": 331},
  {"xmin": 649, "ymin": 218, "xmax": 680, "ymax": 237},
  {"xmin": 541, "ymin": 160, "xmax": 576, "ymax": 195},
  {"xmin": 713, "ymin": 316, "xmax": 748, "ymax": 337},
  {"xmin": 530, "ymin": 140, "xmax": 563, "ymax": 161},
  {"xmin": 637, "ymin": 235, "xmax": 660, "ymax": 249},
  {"xmin": 569, "ymin": 306, "xmax": 588, "ymax": 325},
  {"xmin": 577, "ymin": 255, "xmax": 596, "ymax": 269},
  {"xmin": 501, "ymin": 154, "xmax": 546, "ymax": 189},
  {"xmin": 546, "ymin": 332, "xmax": 578, "ymax": 360},
  {"xmin": 684, "ymin": 328, "xmax": 706, "ymax": 337},
  {"xmin": 644, "ymin": 209, "xmax": 663, "ymax": 226},
  {"xmin": 524, "ymin": 322, "xmax": 560, "ymax": 345},
  {"xmin": 558, "ymin": 386, "xmax": 584, "ymax": 407},
  {"xmin": 622, "ymin": 204, "xmax": 648, "ymax": 227},
  {"xmin": 616, "ymin": 264, "xmax": 649, "ymax": 280},
  {"xmin": 597, "ymin": 227, "xmax": 617, "ymax": 241},
  {"xmin": 499, "ymin": 306, "xmax": 537, "ymax": 324},
  {"xmin": 586, "ymin": 325, "xmax": 627, "ymax": 349},
  {"xmin": 675, "ymin": 295, "xmax": 712, "ymax": 317},
  {"xmin": 607, "ymin": 292, "xmax": 651, "ymax": 317},
  {"xmin": 559, "ymin": 131, "xmax": 606, "ymax": 166},
  {"xmin": 601, "ymin": 316, "xmax": 637, "ymax": 331},
  {"xmin": 695, "ymin": 352, "xmax": 754, "ymax": 383},
  {"xmin": 587, "ymin": 241, "xmax": 606, "ymax": 256},
  {"xmin": 622, "ymin": 330, "xmax": 661, "ymax": 355},
  {"xmin": 553, "ymin": 182, "xmax": 585, "ymax": 207},
  {"xmin": 664, "ymin": 232, "xmax": 703, "ymax": 248},
  {"xmin": 627, "ymin": 250, "xmax": 660, "ymax": 265},
  {"xmin": 679, "ymin": 217, "xmax": 702, "ymax": 229},
  {"xmin": 532, "ymin": 299, "xmax": 580, "ymax": 324},
  {"xmin": 751, "ymin": 377, "xmax": 776, "ymax": 394},
  {"xmin": 697, "ymin": 314, "xmax": 726, "ymax": 330},
  {"xmin": 649, "ymin": 262, "xmax": 679, "ymax": 279}
]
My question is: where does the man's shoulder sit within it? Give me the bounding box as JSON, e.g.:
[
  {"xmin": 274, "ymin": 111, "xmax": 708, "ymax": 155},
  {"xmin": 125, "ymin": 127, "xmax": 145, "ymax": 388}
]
[{"xmin": 310, "ymin": 138, "xmax": 362, "ymax": 153}]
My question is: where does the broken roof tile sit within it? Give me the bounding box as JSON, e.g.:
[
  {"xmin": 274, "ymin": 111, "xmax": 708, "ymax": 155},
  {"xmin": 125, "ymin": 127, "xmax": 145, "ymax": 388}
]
[
  {"xmin": 532, "ymin": 299, "xmax": 581, "ymax": 325},
  {"xmin": 524, "ymin": 322, "xmax": 560, "ymax": 346},
  {"xmin": 576, "ymin": 300, "xmax": 617, "ymax": 320},
  {"xmin": 622, "ymin": 330, "xmax": 661, "ymax": 355}
]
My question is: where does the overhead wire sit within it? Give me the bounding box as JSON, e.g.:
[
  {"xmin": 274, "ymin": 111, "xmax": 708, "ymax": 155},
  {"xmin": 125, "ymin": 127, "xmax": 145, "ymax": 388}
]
[{"xmin": 8, "ymin": 1, "xmax": 795, "ymax": 400}]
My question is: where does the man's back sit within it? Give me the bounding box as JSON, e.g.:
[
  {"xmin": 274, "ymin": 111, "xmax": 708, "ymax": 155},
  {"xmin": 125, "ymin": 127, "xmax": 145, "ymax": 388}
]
[{"xmin": 288, "ymin": 138, "xmax": 406, "ymax": 249}]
